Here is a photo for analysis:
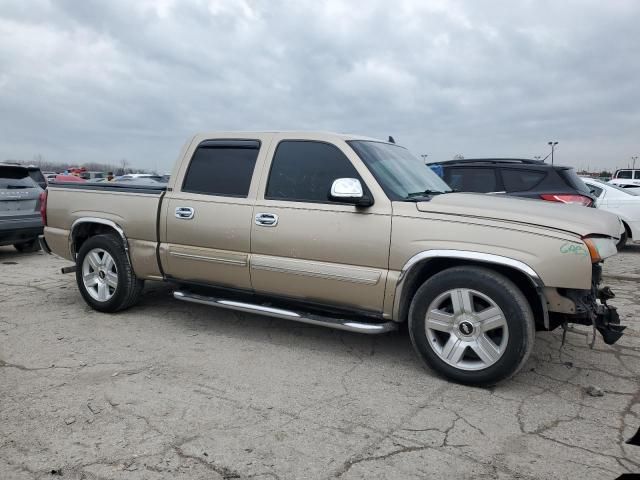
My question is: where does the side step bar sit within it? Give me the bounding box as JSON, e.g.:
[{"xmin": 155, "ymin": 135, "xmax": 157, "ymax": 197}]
[{"xmin": 173, "ymin": 290, "xmax": 397, "ymax": 334}]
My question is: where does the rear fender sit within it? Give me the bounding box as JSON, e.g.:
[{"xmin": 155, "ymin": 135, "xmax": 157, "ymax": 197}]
[{"xmin": 70, "ymin": 217, "xmax": 131, "ymax": 265}]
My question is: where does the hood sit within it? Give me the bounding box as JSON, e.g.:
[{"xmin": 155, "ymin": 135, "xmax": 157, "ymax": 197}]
[{"xmin": 416, "ymin": 193, "xmax": 622, "ymax": 238}]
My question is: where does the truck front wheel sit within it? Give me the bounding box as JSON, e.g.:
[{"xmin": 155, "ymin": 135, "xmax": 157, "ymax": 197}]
[
  {"xmin": 408, "ymin": 266, "xmax": 535, "ymax": 386},
  {"xmin": 75, "ymin": 234, "xmax": 144, "ymax": 313}
]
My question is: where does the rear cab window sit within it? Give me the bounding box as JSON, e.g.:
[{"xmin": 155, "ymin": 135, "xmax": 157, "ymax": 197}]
[
  {"xmin": 616, "ymin": 170, "xmax": 632, "ymax": 179},
  {"xmin": 181, "ymin": 140, "xmax": 260, "ymax": 197}
]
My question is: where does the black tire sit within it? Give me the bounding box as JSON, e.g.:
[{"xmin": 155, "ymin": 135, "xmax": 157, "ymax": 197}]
[
  {"xmin": 408, "ymin": 266, "xmax": 535, "ymax": 386},
  {"xmin": 75, "ymin": 234, "xmax": 144, "ymax": 313},
  {"xmin": 616, "ymin": 230, "xmax": 628, "ymax": 251},
  {"xmin": 14, "ymin": 239, "xmax": 41, "ymax": 253}
]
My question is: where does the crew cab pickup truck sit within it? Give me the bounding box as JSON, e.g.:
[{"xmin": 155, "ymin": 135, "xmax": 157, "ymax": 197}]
[{"xmin": 41, "ymin": 132, "xmax": 626, "ymax": 385}]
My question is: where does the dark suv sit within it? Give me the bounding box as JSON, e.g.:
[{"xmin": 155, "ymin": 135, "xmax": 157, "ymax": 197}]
[
  {"xmin": 429, "ymin": 158, "xmax": 595, "ymax": 206},
  {"xmin": 0, "ymin": 164, "xmax": 44, "ymax": 252}
]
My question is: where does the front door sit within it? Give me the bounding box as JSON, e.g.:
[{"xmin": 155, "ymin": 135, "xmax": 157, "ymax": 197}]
[{"xmin": 250, "ymin": 136, "xmax": 392, "ymax": 313}]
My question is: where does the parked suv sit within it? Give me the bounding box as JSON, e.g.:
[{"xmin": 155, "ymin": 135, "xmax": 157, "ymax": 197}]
[
  {"xmin": 429, "ymin": 159, "xmax": 595, "ymax": 206},
  {"xmin": 0, "ymin": 164, "xmax": 43, "ymax": 252}
]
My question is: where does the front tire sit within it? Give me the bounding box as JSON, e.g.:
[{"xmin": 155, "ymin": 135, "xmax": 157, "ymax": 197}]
[
  {"xmin": 408, "ymin": 266, "xmax": 535, "ymax": 386},
  {"xmin": 75, "ymin": 234, "xmax": 144, "ymax": 313}
]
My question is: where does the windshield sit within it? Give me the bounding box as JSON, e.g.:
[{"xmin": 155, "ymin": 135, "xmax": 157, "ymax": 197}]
[
  {"xmin": 586, "ymin": 178, "xmax": 640, "ymax": 196},
  {"xmin": 605, "ymin": 181, "xmax": 640, "ymax": 196},
  {"xmin": 0, "ymin": 167, "xmax": 39, "ymax": 189},
  {"xmin": 348, "ymin": 141, "xmax": 452, "ymax": 200}
]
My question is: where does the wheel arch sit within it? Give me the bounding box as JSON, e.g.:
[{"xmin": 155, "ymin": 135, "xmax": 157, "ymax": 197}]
[
  {"xmin": 621, "ymin": 219, "xmax": 632, "ymax": 239},
  {"xmin": 393, "ymin": 250, "xmax": 548, "ymax": 330},
  {"xmin": 70, "ymin": 218, "xmax": 131, "ymax": 265}
]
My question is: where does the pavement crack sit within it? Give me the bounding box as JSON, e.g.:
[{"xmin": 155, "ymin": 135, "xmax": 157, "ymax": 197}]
[
  {"xmin": 173, "ymin": 444, "xmax": 242, "ymax": 478},
  {"xmin": 334, "ymin": 445, "xmax": 432, "ymax": 478},
  {"xmin": 0, "ymin": 359, "xmax": 76, "ymax": 372}
]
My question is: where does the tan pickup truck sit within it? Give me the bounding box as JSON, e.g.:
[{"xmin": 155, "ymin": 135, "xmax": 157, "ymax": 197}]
[{"xmin": 41, "ymin": 132, "xmax": 626, "ymax": 385}]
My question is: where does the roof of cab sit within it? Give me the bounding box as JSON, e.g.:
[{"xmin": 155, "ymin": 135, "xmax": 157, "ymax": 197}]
[{"xmin": 191, "ymin": 131, "xmax": 391, "ymax": 144}]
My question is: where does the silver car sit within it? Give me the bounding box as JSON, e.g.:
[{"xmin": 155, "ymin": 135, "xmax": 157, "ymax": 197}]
[{"xmin": 0, "ymin": 164, "xmax": 43, "ymax": 252}]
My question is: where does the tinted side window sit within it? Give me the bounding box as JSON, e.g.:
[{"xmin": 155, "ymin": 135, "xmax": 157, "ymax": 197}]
[
  {"xmin": 444, "ymin": 167, "xmax": 498, "ymax": 193},
  {"xmin": 266, "ymin": 141, "xmax": 361, "ymax": 202},
  {"xmin": 617, "ymin": 170, "xmax": 632, "ymax": 179},
  {"xmin": 634, "ymin": 171, "xmax": 640, "ymax": 179},
  {"xmin": 182, "ymin": 140, "xmax": 260, "ymax": 197},
  {"xmin": 587, "ymin": 183, "xmax": 604, "ymax": 197},
  {"xmin": 559, "ymin": 168, "xmax": 591, "ymax": 194},
  {"xmin": 501, "ymin": 169, "xmax": 546, "ymax": 192}
]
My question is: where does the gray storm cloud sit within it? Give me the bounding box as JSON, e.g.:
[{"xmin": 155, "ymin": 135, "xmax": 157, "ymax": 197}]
[{"xmin": 0, "ymin": 0, "xmax": 638, "ymax": 171}]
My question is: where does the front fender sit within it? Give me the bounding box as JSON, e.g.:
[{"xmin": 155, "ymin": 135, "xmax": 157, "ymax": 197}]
[{"xmin": 391, "ymin": 249, "xmax": 551, "ymax": 328}]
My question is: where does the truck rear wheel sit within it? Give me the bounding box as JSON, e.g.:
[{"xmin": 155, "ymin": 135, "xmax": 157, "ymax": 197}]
[
  {"xmin": 408, "ymin": 266, "xmax": 535, "ymax": 386},
  {"xmin": 75, "ymin": 234, "xmax": 144, "ymax": 313}
]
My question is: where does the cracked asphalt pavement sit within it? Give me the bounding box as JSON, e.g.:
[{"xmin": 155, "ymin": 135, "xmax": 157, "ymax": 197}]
[{"xmin": 1, "ymin": 245, "xmax": 639, "ymax": 479}]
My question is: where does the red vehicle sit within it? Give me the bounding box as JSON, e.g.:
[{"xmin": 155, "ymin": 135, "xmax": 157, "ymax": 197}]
[{"xmin": 52, "ymin": 174, "xmax": 86, "ymax": 183}]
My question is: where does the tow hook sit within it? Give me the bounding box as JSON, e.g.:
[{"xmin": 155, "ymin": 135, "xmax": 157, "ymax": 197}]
[{"xmin": 594, "ymin": 287, "xmax": 626, "ymax": 345}]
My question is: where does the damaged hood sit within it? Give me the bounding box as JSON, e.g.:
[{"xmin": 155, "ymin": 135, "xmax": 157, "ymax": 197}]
[{"xmin": 416, "ymin": 193, "xmax": 622, "ymax": 238}]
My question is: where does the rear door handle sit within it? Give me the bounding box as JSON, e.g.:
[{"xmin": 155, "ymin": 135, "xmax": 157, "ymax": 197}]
[
  {"xmin": 175, "ymin": 207, "xmax": 195, "ymax": 219},
  {"xmin": 255, "ymin": 212, "xmax": 278, "ymax": 227}
]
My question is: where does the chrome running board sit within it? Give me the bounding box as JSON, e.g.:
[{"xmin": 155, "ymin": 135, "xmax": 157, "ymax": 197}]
[{"xmin": 173, "ymin": 290, "xmax": 397, "ymax": 334}]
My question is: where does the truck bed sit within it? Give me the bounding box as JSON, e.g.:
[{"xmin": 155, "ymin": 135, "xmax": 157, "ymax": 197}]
[
  {"xmin": 48, "ymin": 181, "xmax": 167, "ymax": 194},
  {"xmin": 44, "ymin": 182, "xmax": 166, "ymax": 279}
]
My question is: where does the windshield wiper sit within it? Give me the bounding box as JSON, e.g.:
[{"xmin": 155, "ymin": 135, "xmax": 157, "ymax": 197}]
[{"xmin": 404, "ymin": 189, "xmax": 451, "ymax": 200}]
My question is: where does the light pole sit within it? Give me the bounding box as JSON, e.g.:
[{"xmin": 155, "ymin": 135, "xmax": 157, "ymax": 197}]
[
  {"xmin": 548, "ymin": 141, "xmax": 558, "ymax": 165},
  {"xmin": 632, "ymin": 156, "xmax": 638, "ymax": 170},
  {"xmin": 421, "ymin": 154, "xmax": 429, "ymax": 164}
]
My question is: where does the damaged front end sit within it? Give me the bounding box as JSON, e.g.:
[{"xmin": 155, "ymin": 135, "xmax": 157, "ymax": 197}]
[{"xmin": 558, "ymin": 264, "xmax": 626, "ymax": 345}]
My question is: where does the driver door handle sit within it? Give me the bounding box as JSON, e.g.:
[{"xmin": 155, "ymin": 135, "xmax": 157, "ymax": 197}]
[
  {"xmin": 175, "ymin": 207, "xmax": 195, "ymax": 219},
  {"xmin": 255, "ymin": 212, "xmax": 278, "ymax": 227}
]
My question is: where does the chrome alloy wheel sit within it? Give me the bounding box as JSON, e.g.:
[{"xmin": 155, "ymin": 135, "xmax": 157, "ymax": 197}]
[
  {"xmin": 425, "ymin": 288, "xmax": 509, "ymax": 371},
  {"xmin": 82, "ymin": 248, "xmax": 118, "ymax": 302}
]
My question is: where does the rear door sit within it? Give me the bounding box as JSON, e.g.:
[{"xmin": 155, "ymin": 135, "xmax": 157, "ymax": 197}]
[
  {"xmin": 250, "ymin": 135, "xmax": 392, "ymax": 313},
  {"xmin": 160, "ymin": 135, "xmax": 272, "ymax": 289}
]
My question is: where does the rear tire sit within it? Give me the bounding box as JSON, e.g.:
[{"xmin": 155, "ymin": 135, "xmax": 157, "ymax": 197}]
[
  {"xmin": 14, "ymin": 239, "xmax": 41, "ymax": 253},
  {"xmin": 75, "ymin": 234, "xmax": 144, "ymax": 313},
  {"xmin": 408, "ymin": 266, "xmax": 535, "ymax": 386}
]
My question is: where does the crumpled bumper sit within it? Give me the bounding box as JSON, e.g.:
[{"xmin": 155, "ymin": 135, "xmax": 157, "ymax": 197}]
[
  {"xmin": 593, "ymin": 300, "xmax": 626, "ymax": 345},
  {"xmin": 562, "ymin": 265, "xmax": 626, "ymax": 345}
]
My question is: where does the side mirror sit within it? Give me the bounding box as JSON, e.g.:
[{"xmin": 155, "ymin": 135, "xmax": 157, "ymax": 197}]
[{"xmin": 329, "ymin": 178, "xmax": 373, "ymax": 207}]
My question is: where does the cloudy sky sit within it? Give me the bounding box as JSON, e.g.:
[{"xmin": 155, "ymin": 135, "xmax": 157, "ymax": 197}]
[{"xmin": 1, "ymin": 0, "xmax": 639, "ymax": 172}]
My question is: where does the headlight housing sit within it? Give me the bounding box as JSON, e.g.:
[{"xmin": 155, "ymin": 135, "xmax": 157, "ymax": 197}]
[{"xmin": 583, "ymin": 236, "xmax": 617, "ymax": 263}]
